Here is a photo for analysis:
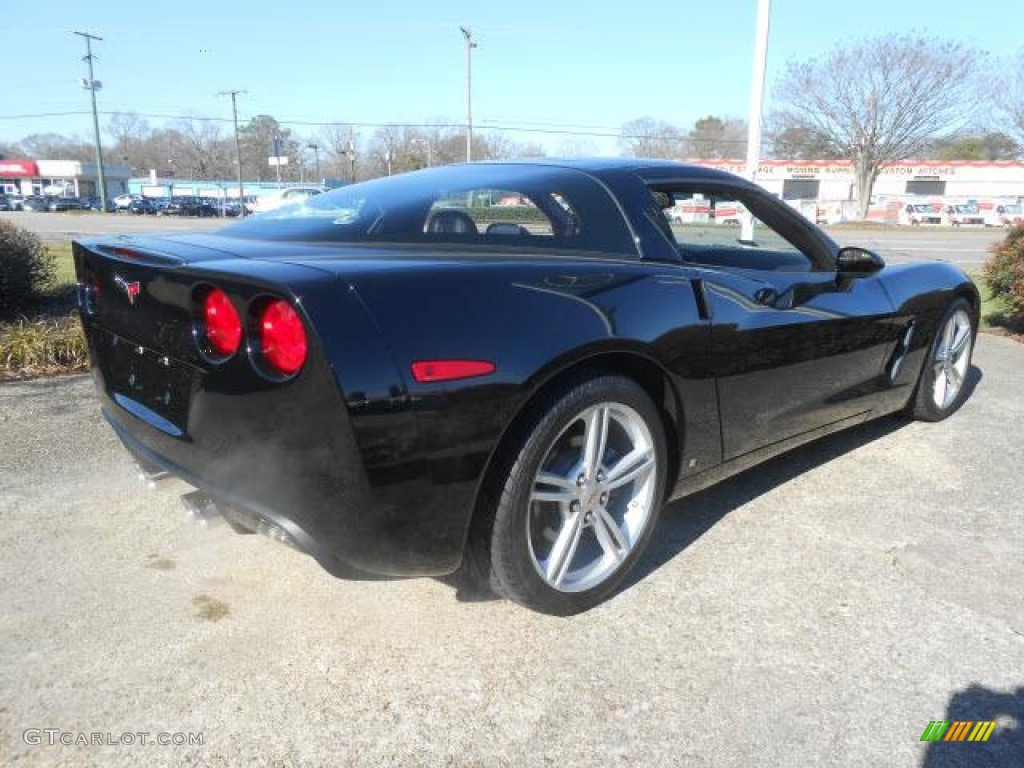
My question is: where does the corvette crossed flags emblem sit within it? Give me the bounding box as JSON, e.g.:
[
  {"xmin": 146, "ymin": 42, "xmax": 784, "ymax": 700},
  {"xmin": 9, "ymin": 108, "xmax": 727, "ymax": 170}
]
[{"xmin": 114, "ymin": 276, "xmax": 141, "ymax": 305}]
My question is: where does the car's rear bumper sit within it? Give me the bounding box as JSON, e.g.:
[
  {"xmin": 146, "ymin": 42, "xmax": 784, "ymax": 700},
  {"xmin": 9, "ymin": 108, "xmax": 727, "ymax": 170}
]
[{"xmin": 85, "ymin": 322, "xmax": 469, "ymax": 580}]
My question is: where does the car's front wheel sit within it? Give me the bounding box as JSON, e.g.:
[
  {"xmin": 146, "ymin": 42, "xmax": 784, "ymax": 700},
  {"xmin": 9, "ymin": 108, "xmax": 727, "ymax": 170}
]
[
  {"xmin": 472, "ymin": 375, "xmax": 667, "ymax": 615},
  {"xmin": 909, "ymin": 298, "xmax": 976, "ymax": 422}
]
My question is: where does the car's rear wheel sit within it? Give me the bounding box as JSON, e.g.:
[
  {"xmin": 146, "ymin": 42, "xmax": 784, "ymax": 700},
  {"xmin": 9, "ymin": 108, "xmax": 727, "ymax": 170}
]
[
  {"xmin": 471, "ymin": 375, "xmax": 667, "ymax": 615},
  {"xmin": 909, "ymin": 298, "xmax": 975, "ymax": 422}
]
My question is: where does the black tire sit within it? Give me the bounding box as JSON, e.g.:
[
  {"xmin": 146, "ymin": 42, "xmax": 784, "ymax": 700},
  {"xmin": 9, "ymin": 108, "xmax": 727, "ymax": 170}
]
[
  {"xmin": 909, "ymin": 297, "xmax": 976, "ymax": 422},
  {"xmin": 467, "ymin": 374, "xmax": 667, "ymax": 615}
]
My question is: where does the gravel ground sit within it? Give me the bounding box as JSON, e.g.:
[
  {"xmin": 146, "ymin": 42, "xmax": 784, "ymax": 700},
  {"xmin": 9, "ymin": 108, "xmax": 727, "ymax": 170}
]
[{"xmin": 0, "ymin": 335, "xmax": 1021, "ymax": 767}]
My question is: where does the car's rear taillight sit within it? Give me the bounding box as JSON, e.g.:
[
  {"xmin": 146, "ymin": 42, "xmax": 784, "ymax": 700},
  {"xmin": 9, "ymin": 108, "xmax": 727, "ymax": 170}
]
[
  {"xmin": 202, "ymin": 288, "xmax": 242, "ymax": 358},
  {"xmin": 256, "ymin": 299, "xmax": 307, "ymax": 376}
]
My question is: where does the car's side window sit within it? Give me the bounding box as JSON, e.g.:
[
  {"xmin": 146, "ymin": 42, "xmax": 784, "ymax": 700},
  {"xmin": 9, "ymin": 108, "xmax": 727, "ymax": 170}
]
[
  {"xmin": 657, "ymin": 188, "xmax": 813, "ymax": 272},
  {"xmin": 423, "ymin": 188, "xmax": 580, "ymax": 239}
]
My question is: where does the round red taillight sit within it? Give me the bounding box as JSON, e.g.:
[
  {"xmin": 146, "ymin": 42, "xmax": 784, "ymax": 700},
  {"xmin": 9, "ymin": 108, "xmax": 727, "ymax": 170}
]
[
  {"xmin": 203, "ymin": 288, "xmax": 242, "ymax": 357},
  {"xmin": 259, "ymin": 299, "xmax": 307, "ymax": 376}
]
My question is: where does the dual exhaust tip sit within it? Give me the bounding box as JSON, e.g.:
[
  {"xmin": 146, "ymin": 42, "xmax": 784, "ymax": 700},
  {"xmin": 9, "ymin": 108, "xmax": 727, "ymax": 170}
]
[
  {"xmin": 181, "ymin": 489, "xmax": 297, "ymax": 549},
  {"xmin": 133, "ymin": 462, "xmax": 296, "ymax": 549},
  {"xmin": 181, "ymin": 490, "xmax": 219, "ymax": 527}
]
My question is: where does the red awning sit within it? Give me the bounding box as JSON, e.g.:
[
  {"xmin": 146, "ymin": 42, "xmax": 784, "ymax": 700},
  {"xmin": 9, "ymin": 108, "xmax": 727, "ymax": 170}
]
[{"xmin": 0, "ymin": 160, "xmax": 39, "ymax": 177}]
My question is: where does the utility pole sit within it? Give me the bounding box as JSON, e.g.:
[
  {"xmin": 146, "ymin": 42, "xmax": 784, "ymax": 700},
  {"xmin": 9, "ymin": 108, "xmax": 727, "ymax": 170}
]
[
  {"xmin": 307, "ymin": 143, "xmax": 320, "ymax": 183},
  {"xmin": 742, "ymin": 0, "xmax": 771, "ymax": 242},
  {"xmin": 347, "ymin": 127, "xmax": 356, "ymax": 182},
  {"xmin": 217, "ymin": 89, "xmax": 246, "ymax": 213},
  {"xmin": 460, "ymin": 27, "xmax": 477, "ymax": 163},
  {"xmin": 74, "ymin": 31, "xmax": 108, "ymax": 212},
  {"xmin": 272, "ymin": 135, "xmax": 283, "ymax": 185}
]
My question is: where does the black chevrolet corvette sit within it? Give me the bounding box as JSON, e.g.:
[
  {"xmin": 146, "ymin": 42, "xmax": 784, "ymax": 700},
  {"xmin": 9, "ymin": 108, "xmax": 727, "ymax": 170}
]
[{"xmin": 73, "ymin": 159, "xmax": 978, "ymax": 615}]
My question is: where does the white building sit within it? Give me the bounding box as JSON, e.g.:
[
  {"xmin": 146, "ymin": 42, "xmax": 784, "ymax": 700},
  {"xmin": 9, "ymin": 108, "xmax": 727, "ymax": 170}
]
[
  {"xmin": 0, "ymin": 159, "xmax": 130, "ymax": 199},
  {"xmin": 690, "ymin": 159, "xmax": 1024, "ymax": 220}
]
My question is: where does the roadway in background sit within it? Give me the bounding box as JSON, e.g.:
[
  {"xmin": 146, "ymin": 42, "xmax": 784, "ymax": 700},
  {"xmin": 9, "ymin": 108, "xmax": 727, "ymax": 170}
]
[{"xmin": 0, "ymin": 211, "xmax": 1004, "ymax": 269}]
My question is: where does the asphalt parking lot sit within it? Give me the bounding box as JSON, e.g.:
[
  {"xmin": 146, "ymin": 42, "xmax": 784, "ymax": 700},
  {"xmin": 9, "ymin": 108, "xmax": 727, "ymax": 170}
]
[{"xmin": 1, "ymin": 332, "xmax": 1022, "ymax": 766}]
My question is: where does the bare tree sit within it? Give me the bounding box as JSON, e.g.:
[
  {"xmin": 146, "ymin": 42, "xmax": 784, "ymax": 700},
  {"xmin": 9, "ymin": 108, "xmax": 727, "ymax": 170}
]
[
  {"xmin": 774, "ymin": 34, "xmax": 983, "ymax": 218},
  {"xmin": 684, "ymin": 116, "xmax": 747, "ymax": 159},
  {"xmin": 556, "ymin": 138, "xmax": 599, "ymax": 157},
  {"xmin": 19, "ymin": 133, "xmax": 94, "ymax": 161},
  {"xmin": 0, "ymin": 140, "xmax": 23, "ymax": 159},
  {"xmin": 996, "ymin": 50, "xmax": 1024, "ymax": 146},
  {"xmin": 618, "ymin": 117, "xmax": 685, "ymax": 159},
  {"xmin": 175, "ymin": 118, "xmax": 225, "ymax": 180},
  {"xmin": 106, "ymin": 112, "xmax": 151, "ymax": 167},
  {"xmin": 475, "ymin": 132, "xmax": 545, "ymax": 160},
  {"xmin": 932, "ymin": 132, "xmax": 1021, "ymax": 161},
  {"xmin": 764, "ymin": 112, "xmax": 845, "ymax": 160},
  {"xmin": 319, "ymin": 123, "xmax": 359, "ymax": 180}
]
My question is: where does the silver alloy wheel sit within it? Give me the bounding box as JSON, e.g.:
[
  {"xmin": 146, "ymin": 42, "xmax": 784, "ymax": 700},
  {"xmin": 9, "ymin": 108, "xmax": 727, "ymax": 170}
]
[
  {"xmin": 932, "ymin": 308, "xmax": 972, "ymax": 410},
  {"xmin": 527, "ymin": 402, "xmax": 657, "ymax": 593}
]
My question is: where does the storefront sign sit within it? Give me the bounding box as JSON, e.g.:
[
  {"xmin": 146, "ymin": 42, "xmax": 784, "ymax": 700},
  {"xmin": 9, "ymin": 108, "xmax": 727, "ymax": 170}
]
[{"xmin": 0, "ymin": 160, "xmax": 39, "ymax": 177}]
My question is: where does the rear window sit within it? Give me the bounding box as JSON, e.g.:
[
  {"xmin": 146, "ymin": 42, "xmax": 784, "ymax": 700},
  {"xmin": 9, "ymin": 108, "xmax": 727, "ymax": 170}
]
[{"xmin": 220, "ymin": 164, "xmax": 638, "ymax": 257}]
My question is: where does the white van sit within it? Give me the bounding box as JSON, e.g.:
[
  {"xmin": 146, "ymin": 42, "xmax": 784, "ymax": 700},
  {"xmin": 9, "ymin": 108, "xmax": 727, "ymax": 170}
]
[
  {"xmin": 984, "ymin": 203, "xmax": 1024, "ymax": 228},
  {"xmin": 899, "ymin": 203, "xmax": 942, "ymax": 226}
]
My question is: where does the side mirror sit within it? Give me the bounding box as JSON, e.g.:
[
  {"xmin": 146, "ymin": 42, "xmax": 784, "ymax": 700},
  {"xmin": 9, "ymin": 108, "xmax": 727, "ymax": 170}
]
[{"xmin": 836, "ymin": 246, "xmax": 885, "ymax": 275}]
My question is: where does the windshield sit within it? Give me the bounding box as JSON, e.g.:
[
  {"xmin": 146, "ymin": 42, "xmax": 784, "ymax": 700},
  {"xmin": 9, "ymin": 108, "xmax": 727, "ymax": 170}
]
[{"xmin": 220, "ymin": 163, "xmax": 637, "ymax": 256}]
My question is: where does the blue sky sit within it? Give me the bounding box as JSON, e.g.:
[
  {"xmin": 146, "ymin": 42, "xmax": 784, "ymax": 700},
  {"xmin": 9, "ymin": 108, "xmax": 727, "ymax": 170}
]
[{"xmin": 3, "ymin": 0, "xmax": 1019, "ymax": 155}]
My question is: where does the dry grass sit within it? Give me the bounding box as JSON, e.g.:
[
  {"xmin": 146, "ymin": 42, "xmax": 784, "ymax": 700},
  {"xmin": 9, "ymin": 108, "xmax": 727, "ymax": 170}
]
[{"xmin": 0, "ymin": 315, "xmax": 89, "ymax": 379}]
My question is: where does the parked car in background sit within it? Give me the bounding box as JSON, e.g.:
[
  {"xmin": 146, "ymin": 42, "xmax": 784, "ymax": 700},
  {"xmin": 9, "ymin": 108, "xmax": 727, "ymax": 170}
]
[
  {"xmin": 48, "ymin": 197, "xmax": 87, "ymax": 212},
  {"xmin": 7, "ymin": 194, "xmax": 26, "ymax": 210},
  {"xmin": 0, "ymin": 195, "xmax": 12, "ymax": 211},
  {"xmin": 85, "ymin": 196, "xmax": 116, "ymax": 212},
  {"xmin": 128, "ymin": 198, "xmax": 160, "ymax": 215},
  {"xmin": 157, "ymin": 196, "xmax": 219, "ymax": 217},
  {"xmin": 219, "ymin": 200, "xmax": 244, "ymax": 217},
  {"xmin": 250, "ymin": 186, "xmax": 324, "ymax": 214},
  {"xmin": 943, "ymin": 204, "xmax": 984, "ymax": 227},
  {"xmin": 984, "ymin": 203, "xmax": 1024, "ymax": 228},
  {"xmin": 20, "ymin": 196, "xmax": 50, "ymax": 212},
  {"xmin": 113, "ymin": 194, "xmax": 137, "ymax": 211},
  {"xmin": 899, "ymin": 203, "xmax": 942, "ymax": 226}
]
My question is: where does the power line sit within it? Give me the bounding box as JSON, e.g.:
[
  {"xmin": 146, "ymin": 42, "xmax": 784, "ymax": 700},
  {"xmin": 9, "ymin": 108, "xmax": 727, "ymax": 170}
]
[{"xmin": 0, "ymin": 108, "xmax": 789, "ymax": 149}]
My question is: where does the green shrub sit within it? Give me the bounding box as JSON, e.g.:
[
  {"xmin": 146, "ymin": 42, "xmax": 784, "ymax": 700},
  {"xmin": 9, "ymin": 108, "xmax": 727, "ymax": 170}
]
[
  {"xmin": 0, "ymin": 220, "xmax": 56, "ymax": 315},
  {"xmin": 984, "ymin": 225, "xmax": 1024, "ymax": 326}
]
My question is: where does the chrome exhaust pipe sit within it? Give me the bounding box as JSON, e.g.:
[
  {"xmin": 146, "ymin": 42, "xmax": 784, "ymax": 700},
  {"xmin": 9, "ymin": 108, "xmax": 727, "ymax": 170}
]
[
  {"xmin": 181, "ymin": 490, "xmax": 220, "ymax": 528},
  {"xmin": 133, "ymin": 460, "xmax": 171, "ymax": 489}
]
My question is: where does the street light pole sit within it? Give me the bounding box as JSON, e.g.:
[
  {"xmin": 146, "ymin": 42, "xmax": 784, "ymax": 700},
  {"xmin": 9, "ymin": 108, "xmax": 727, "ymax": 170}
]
[
  {"xmin": 460, "ymin": 26, "xmax": 477, "ymax": 163},
  {"xmin": 742, "ymin": 0, "xmax": 771, "ymax": 242},
  {"xmin": 73, "ymin": 31, "xmax": 108, "ymax": 212},
  {"xmin": 347, "ymin": 127, "xmax": 356, "ymax": 182},
  {"xmin": 307, "ymin": 143, "xmax": 320, "ymax": 183},
  {"xmin": 217, "ymin": 89, "xmax": 246, "ymax": 214},
  {"xmin": 272, "ymin": 135, "xmax": 283, "ymax": 185}
]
